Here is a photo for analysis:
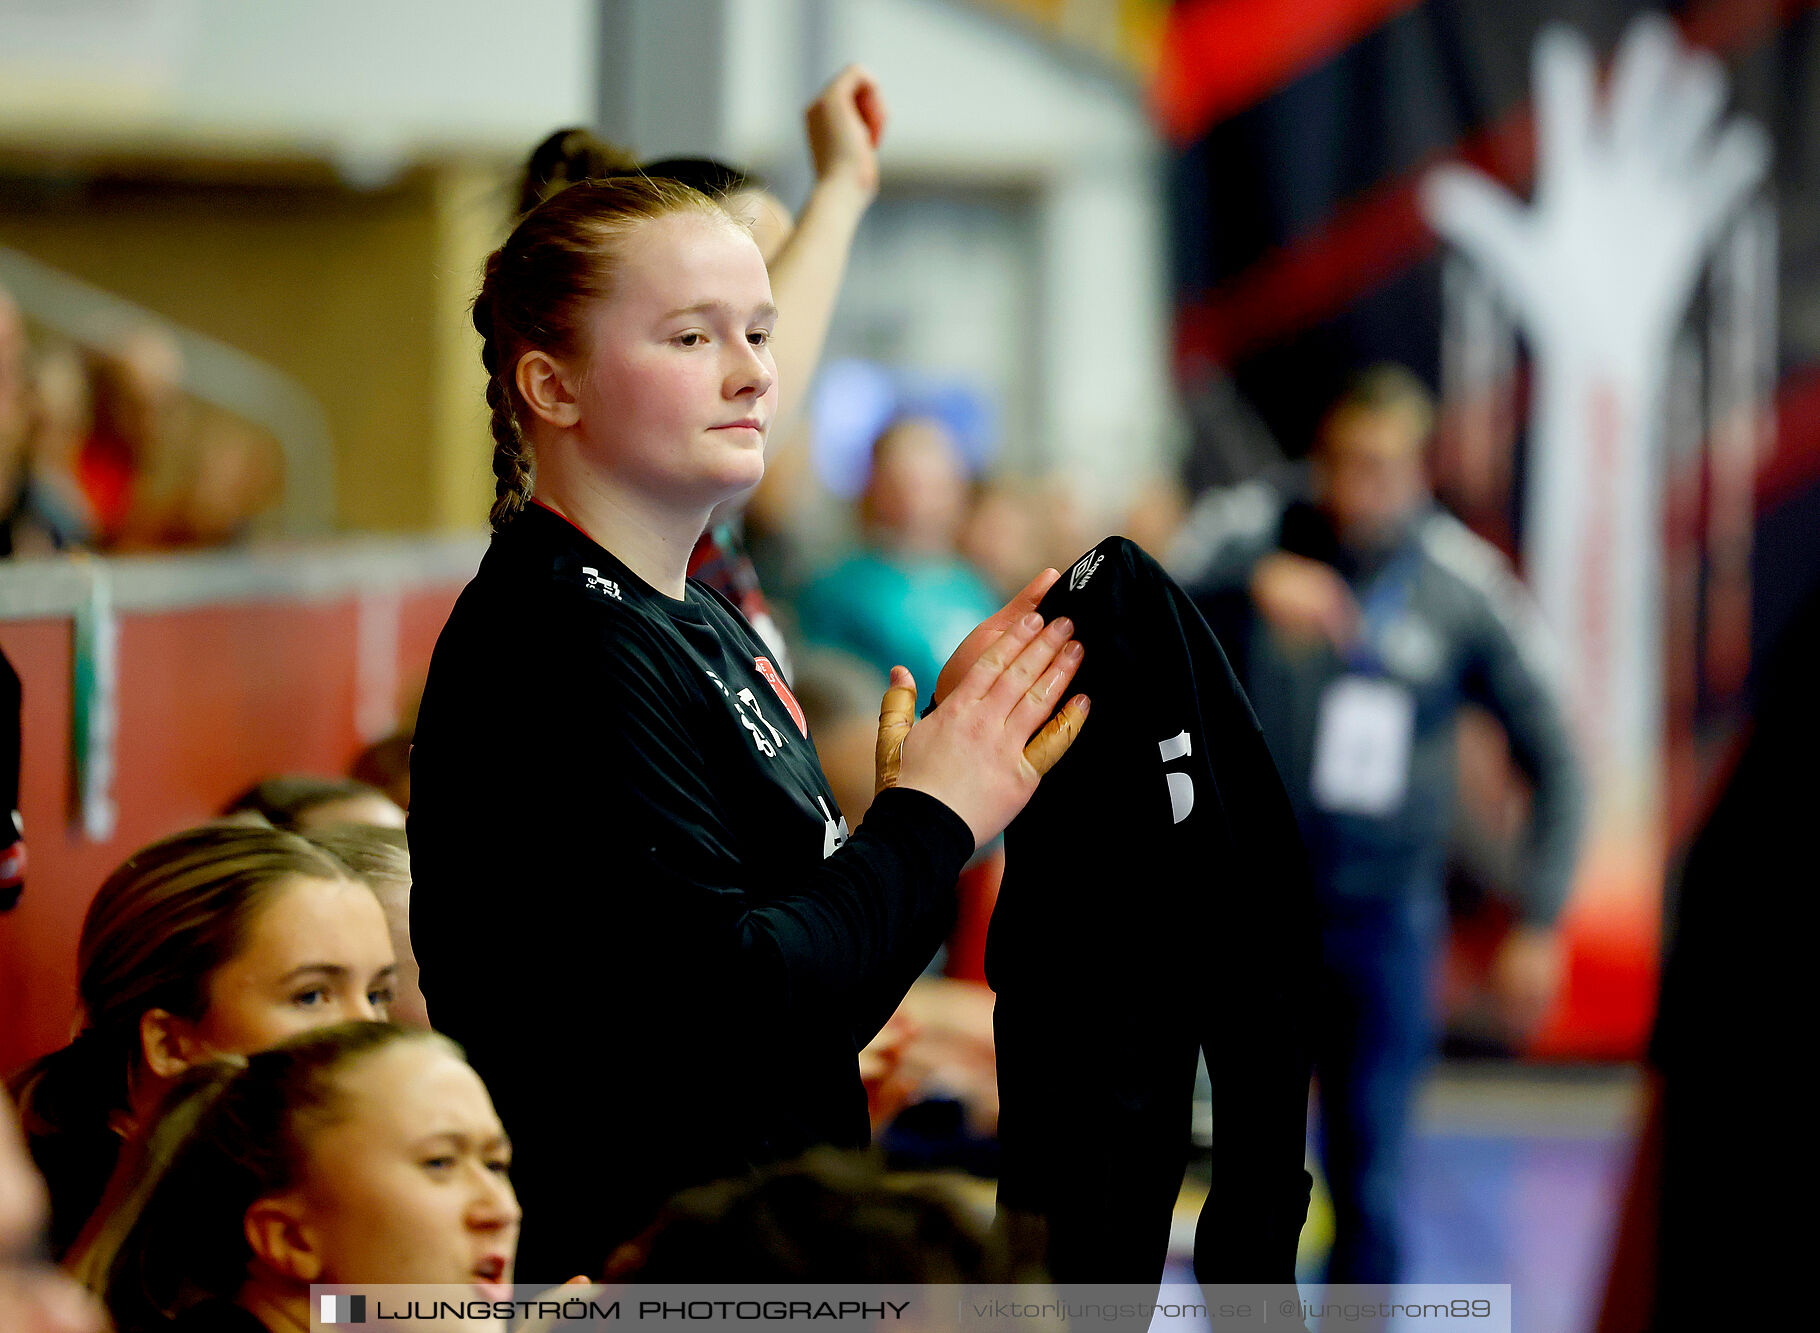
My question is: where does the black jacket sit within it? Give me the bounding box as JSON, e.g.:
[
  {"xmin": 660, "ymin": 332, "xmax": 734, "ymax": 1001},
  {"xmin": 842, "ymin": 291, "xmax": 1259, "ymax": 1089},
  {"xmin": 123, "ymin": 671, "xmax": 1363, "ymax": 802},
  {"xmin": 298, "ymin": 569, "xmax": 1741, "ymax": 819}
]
[
  {"xmin": 990, "ymin": 538, "xmax": 1318, "ymax": 1285},
  {"xmin": 409, "ymin": 504, "xmax": 970, "ymax": 1281}
]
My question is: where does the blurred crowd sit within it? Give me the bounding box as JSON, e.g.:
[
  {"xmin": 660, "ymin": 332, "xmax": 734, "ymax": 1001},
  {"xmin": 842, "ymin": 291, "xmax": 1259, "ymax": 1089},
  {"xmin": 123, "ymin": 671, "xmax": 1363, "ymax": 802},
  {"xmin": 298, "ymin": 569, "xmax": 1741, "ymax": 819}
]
[{"xmin": 0, "ymin": 288, "xmax": 282, "ymax": 558}]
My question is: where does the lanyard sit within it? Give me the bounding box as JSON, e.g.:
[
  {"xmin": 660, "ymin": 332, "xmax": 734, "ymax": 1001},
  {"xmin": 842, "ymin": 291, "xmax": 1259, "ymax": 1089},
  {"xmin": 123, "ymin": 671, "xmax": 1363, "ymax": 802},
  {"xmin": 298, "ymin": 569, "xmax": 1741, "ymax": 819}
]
[{"xmin": 1342, "ymin": 545, "xmax": 1422, "ymax": 676}]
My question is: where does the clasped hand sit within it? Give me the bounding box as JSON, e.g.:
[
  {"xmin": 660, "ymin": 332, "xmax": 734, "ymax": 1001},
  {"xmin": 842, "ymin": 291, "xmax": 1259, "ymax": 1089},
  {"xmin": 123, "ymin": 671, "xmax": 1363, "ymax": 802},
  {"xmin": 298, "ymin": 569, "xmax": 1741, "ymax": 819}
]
[{"xmin": 873, "ymin": 569, "xmax": 1090, "ymax": 849}]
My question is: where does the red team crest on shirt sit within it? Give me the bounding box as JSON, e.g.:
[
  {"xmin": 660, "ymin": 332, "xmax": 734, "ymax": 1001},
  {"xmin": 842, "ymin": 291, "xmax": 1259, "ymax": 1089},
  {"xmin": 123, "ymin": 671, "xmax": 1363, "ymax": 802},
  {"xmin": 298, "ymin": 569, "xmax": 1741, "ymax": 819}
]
[{"xmin": 754, "ymin": 656, "xmax": 808, "ymax": 738}]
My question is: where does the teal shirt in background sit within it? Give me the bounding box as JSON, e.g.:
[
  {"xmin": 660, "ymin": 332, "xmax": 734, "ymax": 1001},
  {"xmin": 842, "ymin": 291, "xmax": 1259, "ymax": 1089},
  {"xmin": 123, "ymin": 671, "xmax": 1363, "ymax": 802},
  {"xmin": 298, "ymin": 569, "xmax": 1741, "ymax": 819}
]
[{"xmin": 796, "ymin": 551, "xmax": 1002, "ymax": 705}]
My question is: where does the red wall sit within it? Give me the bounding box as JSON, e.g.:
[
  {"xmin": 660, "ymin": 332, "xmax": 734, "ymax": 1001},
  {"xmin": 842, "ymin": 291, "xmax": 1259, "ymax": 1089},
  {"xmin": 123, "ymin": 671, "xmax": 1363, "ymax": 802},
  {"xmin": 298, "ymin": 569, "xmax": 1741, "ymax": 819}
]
[{"xmin": 0, "ymin": 582, "xmax": 463, "ymax": 1078}]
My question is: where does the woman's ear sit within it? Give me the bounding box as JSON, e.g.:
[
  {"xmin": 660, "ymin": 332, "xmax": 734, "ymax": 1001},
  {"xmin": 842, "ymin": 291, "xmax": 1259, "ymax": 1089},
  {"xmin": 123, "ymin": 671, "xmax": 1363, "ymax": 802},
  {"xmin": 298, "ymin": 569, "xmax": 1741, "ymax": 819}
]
[
  {"xmin": 245, "ymin": 1193, "xmax": 323, "ymax": 1284},
  {"xmin": 138, "ymin": 1008, "xmax": 205, "ymax": 1081},
  {"xmin": 516, "ymin": 350, "xmax": 581, "ymax": 430}
]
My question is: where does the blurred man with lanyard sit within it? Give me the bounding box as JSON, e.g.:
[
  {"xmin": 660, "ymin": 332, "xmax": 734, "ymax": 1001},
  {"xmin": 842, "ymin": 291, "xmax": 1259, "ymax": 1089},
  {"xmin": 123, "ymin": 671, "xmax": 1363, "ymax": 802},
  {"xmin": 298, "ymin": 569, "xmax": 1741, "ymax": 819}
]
[{"xmin": 1170, "ymin": 364, "xmax": 1585, "ymax": 1283}]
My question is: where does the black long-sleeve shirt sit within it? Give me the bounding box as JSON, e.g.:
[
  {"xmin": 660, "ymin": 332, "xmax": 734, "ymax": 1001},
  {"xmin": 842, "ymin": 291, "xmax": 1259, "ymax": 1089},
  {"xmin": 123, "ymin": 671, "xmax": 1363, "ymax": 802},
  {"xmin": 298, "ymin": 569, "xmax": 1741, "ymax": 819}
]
[{"xmin": 408, "ymin": 504, "xmax": 970, "ymax": 1281}]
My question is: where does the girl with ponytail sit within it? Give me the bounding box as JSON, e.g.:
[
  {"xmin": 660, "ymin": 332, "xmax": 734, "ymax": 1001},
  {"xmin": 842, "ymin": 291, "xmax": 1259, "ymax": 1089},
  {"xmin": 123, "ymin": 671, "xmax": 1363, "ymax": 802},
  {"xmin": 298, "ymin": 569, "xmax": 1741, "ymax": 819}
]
[
  {"xmin": 7, "ymin": 824, "xmax": 395, "ymax": 1259},
  {"xmin": 408, "ymin": 68, "xmax": 1090, "ymax": 1283}
]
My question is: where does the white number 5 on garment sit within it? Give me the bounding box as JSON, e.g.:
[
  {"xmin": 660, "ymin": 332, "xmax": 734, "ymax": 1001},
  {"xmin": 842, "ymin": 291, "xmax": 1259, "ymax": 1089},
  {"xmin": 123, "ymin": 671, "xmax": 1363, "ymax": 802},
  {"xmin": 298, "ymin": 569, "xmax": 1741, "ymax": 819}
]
[
  {"xmin": 1311, "ymin": 676, "xmax": 1415, "ymax": 816},
  {"xmin": 1158, "ymin": 730, "xmax": 1194, "ymax": 825}
]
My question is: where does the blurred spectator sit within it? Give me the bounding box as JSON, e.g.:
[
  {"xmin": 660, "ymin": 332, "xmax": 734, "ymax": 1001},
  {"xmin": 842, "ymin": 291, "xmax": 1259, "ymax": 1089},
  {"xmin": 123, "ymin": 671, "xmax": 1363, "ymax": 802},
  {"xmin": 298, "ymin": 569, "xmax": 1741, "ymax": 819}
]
[
  {"xmin": 1032, "ymin": 469, "xmax": 1105, "ymax": 576},
  {"xmin": 119, "ymin": 406, "xmax": 283, "ymax": 549},
  {"xmin": 67, "ymin": 327, "xmax": 280, "ymax": 552},
  {"xmin": 7, "ymin": 825, "xmax": 395, "ymax": 1259},
  {"xmin": 76, "ymin": 330, "xmax": 184, "ymax": 547},
  {"xmin": 305, "ymin": 825, "xmax": 427, "ymax": 1030},
  {"xmin": 1, "ymin": 296, "xmax": 91, "ymax": 556},
  {"xmin": 21, "ymin": 342, "xmax": 98, "ymax": 549},
  {"xmin": 1170, "ymin": 364, "xmax": 1584, "ymax": 1284},
  {"xmin": 796, "ymin": 416, "xmax": 1001, "ymax": 701},
  {"xmin": 222, "ymin": 774, "xmax": 406, "ymax": 832},
  {"xmin": 605, "ymin": 1148, "xmax": 1023, "ymax": 1282},
  {"xmin": 1120, "ymin": 473, "xmax": 1190, "ymax": 564},
  {"xmin": 959, "ymin": 469, "xmax": 1184, "ymax": 606},
  {"xmin": 1, "ymin": 1087, "xmax": 101, "ymax": 1333},
  {"xmin": 957, "ymin": 476, "xmax": 1046, "ymax": 601}
]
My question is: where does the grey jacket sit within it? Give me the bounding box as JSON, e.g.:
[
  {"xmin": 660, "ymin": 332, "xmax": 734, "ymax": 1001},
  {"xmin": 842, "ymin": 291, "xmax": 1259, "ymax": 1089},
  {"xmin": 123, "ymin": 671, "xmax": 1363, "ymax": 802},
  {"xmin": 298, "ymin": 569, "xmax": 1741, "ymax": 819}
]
[{"xmin": 1168, "ymin": 483, "xmax": 1584, "ymax": 924}]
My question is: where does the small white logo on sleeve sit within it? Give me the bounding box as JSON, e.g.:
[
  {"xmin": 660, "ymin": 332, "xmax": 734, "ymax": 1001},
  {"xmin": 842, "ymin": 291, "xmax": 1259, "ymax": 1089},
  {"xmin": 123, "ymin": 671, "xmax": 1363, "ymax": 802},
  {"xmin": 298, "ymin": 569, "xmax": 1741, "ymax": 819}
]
[
  {"xmin": 1068, "ymin": 549, "xmax": 1105, "ymax": 591},
  {"xmin": 817, "ymin": 796, "xmax": 850, "ymax": 857},
  {"xmin": 580, "ymin": 566, "xmax": 621, "ymax": 599}
]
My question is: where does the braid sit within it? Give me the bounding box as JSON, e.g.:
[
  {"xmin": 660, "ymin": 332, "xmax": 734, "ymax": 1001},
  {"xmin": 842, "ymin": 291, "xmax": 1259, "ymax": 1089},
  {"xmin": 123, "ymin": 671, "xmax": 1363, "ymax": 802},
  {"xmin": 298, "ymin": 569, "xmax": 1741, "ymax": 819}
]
[
  {"xmin": 485, "ymin": 373, "xmax": 533, "ymax": 532},
  {"xmin": 473, "ymin": 279, "xmax": 533, "ymax": 533}
]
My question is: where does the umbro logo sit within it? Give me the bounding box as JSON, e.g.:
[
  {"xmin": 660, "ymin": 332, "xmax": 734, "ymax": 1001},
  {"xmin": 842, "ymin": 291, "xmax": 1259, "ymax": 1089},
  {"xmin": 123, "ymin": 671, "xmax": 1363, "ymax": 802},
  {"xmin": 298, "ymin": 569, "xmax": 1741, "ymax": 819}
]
[
  {"xmin": 580, "ymin": 566, "xmax": 621, "ymax": 600},
  {"xmin": 1068, "ymin": 549, "xmax": 1105, "ymax": 592}
]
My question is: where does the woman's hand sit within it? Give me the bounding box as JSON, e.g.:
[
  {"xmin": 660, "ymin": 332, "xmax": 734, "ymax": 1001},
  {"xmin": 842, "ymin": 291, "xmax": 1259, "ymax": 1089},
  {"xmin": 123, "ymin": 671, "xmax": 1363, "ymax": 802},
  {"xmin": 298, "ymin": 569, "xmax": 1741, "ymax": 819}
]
[
  {"xmin": 931, "ymin": 567, "xmax": 1061, "ymax": 707},
  {"xmin": 805, "ymin": 64, "xmax": 888, "ymax": 198},
  {"xmin": 875, "ymin": 611, "xmax": 1089, "ymax": 849}
]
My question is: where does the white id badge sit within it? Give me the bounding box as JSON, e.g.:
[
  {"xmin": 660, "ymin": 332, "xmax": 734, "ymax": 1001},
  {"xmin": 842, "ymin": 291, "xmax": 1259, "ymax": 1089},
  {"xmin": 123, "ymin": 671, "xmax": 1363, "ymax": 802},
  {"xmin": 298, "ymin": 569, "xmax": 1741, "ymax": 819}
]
[{"xmin": 1311, "ymin": 675, "xmax": 1415, "ymax": 816}]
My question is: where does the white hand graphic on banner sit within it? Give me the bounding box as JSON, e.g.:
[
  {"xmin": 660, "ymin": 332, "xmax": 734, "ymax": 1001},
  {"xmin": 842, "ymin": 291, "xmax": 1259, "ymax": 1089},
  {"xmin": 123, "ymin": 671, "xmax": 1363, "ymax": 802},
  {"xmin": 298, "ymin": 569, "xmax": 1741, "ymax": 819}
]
[
  {"xmin": 1421, "ymin": 14, "xmax": 1769, "ymax": 821},
  {"xmin": 1425, "ymin": 17, "xmax": 1766, "ymax": 365}
]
